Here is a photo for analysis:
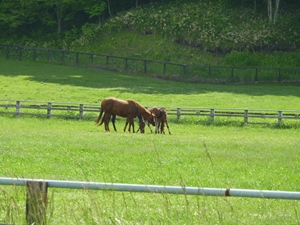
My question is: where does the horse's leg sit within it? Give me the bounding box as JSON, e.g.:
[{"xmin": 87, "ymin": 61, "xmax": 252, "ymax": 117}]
[
  {"xmin": 111, "ymin": 114, "xmax": 117, "ymax": 132},
  {"xmin": 155, "ymin": 119, "xmax": 160, "ymax": 134},
  {"xmin": 104, "ymin": 113, "xmax": 111, "ymax": 132},
  {"xmin": 128, "ymin": 117, "xmax": 134, "ymax": 133},
  {"xmin": 165, "ymin": 120, "xmax": 171, "ymax": 134},
  {"xmin": 161, "ymin": 121, "xmax": 165, "ymax": 134},
  {"xmin": 124, "ymin": 119, "xmax": 129, "ymax": 132},
  {"xmin": 132, "ymin": 119, "xmax": 135, "ymax": 133},
  {"xmin": 147, "ymin": 121, "xmax": 153, "ymax": 133},
  {"xmin": 126, "ymin": 116, "xmax": 135, "ymax": 133}
]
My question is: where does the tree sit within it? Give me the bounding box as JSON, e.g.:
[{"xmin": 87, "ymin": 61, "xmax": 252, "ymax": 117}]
[
  {"xmin": 41, "ymin": 0, "xmax": 81, "ymax": 35},
  {"xmin": 84, "ymin": 0, "xmax": 106, "ymax": 25}
]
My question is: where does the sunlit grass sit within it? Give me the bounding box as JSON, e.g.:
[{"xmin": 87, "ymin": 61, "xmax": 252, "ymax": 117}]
[
  {"xmin": 1, "ymin": 59, "xmax": 300, "ymax": 224},
  {"xmin": 0, "ymin": 116, "xmax": 299, "ymax": 224}
]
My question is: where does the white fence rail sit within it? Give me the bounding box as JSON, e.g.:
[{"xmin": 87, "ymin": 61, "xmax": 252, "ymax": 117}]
[
  {"xmin": 1, "ymin": 100, "xmax": 300, "ymax": 125},
  {"xmin": 1, "ymin": 177, "xmax": 300, "ymax": 224}
]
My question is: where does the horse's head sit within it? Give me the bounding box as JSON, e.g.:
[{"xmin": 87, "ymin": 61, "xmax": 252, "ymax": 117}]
[
  {"xmin": 138, "ymin": 115, "xmax": 145, "ymax": 133},
  {"xmin": 149, "ymin": 113, "xmax": 156, "ymax": 126}
]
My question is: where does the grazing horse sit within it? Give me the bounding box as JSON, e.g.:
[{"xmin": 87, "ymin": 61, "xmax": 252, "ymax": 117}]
[
  {"xmin": 137, "ymin": 107, "xmax": 171, "ymax": 134},
  {"xmin": 149, "ymin": 107, "xmax": 171, "ymax": 134},
  {"xmin": 95, "ymin": 97, "xmax": 154, "ymax": 132}
]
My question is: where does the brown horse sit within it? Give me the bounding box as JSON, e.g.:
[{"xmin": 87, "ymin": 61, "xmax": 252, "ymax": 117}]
[
  {"xmin": 137, "ymin": 107, "xmax": 171, "ymax": 134},
  {"xmin": 149, "ymin": 107, "xmax": 171, "ymax": 134},
  {"xmin": 95, "ymin": 97, "xmax": 154, "ymax": 132}
]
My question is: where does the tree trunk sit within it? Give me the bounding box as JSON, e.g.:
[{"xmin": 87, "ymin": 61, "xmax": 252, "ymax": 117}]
[
  {"xmin": 268, "ymin": 0, "xmax": 280, "ymax": 24},
  {"xmin": 273, "ymin": 0, "xmax": 280, "ymax": 24},
  {"xmin": 268, "ymin": 0, "xmax": 272, "ymax": 22},
  {"xmin": 107, "ymin": 0, "xmax": 111, "ymax": 17}
]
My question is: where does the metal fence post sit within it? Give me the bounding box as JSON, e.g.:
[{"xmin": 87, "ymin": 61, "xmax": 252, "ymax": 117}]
[
  {"xmin": 26, "ymin": 181, "xmax": 48, "ymax": 225},
  {"xmin": 16, "ymin": 100, "xmax": 21, "ymax": 118}
]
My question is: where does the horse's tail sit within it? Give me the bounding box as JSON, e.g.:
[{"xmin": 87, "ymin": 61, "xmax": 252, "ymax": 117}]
[
  {"xmin": 158, "ymin": 108, "xmax": 164, "ymax": 118},
  {"xmin": 95, "ymin": 108, "xmax": 104, "ymax": 125}
]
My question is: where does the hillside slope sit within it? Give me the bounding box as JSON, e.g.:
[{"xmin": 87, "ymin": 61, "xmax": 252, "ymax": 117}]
[{"xmin": 71, "ymin": 1, "xmax": 300, "ymax": 67}]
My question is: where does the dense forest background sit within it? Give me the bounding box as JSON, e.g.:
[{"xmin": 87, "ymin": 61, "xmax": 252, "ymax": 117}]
[{"xmin": 0, "ymin": 0, "xmax": 300, "ymax": 67}]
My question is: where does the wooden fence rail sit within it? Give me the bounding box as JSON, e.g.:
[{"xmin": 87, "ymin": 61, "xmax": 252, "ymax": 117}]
[
  {"xmin": 1, "ymin": 44, "xmax": 300, "ymax": 84},
  {"xmin": 1, "ymin": 100, "xmax": 300, "ymax": 125}
]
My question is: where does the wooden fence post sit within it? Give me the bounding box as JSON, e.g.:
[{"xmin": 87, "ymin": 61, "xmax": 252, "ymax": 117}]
[
  {"xmin": 210, "ymin": 109, "xmax": 215, "ymax": 122},
  {"xmin": 183, "ymin": 65, "xmax": 187, "ymax": 76},
  {"xmin": 90, "ymin": 54, "xmax": 94, "ymax": 64},
  {"xmin": 278, "ymin": 110, "xmax": 283, "ymax": 125},
  {"xmin": 61, "ymin": 51, "xmax": 65, "ymax": 64},
  {"xmin": 106, "ymin": 56, "xmax": 109, "ymax": 66},
  {"xmin": 16, "ymin": 100, "xmax": 21, "ymax": 118},
  {"xmin": 144, "ymin": 60, "xmax": 147, "ymax": 73},
  {"xmin": 177, "ymin": 108, "xmax": 181, "ymax": 120},
  {"xmin": 125, "ymin": 58, "xmax": 128, "ymax": 70},
  {"xmin": 76, "ymin": 52, "xmax": 79, "ymax": 66},
  {"xmin": 255, "ymin": 67, "xmax": 258, "ymax": 82},
  {"xmin": 33, "ymin": 48, "xmax": 37, "ymax": 61},
  {"xmin": 244, "ymin": 109, "xmax": 248, "ymax": 123},
  {"xmin": 278, "ymin": 69, "xmax": 281, "ymax": 83},
  {"xmin": 6, "ymin": 45, "xmax": 10, "ymax": 59},
  {"xmin": 26, "ymin": 181, "xmax": 48, "ymax": 225},
  {"xmin": 47, "ymin": 102, "xmax": 52, "ymax": 118},
  {"xmin": 19, "ymin": 47, "xmax": 22, "ymax": 61},
  {"xmin": 47, "ymin": 50, "xmax": 50, "ymax": 62},
  {"xmin": 79, "ymin": 104, "xmax": 84, "ymax": 118}
]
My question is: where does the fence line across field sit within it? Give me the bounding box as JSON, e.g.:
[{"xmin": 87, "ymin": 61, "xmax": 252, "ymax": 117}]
[
  {"xmin": 1, "ymin": 44, "xmax": 300, "ymax": 84},
  {"xmin": 1, "ymin": 100, "xmax": 300, "ymax": 125},
  {"xmin": 1, "ymin": 177, "xmax": 299, "ymax": 224}
]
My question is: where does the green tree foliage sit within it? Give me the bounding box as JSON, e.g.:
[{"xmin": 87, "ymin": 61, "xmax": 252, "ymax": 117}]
[{"xmin": 0, "ymin": 0, "xmax": 299, "ymax": 52}]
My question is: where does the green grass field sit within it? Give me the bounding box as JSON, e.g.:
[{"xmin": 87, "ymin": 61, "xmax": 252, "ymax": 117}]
[{"xmin": 0, "ymin": 59, "xmax": 300, "ymax": 224}]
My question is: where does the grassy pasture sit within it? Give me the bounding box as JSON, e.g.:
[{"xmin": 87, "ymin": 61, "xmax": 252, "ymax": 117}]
[{"xmin": 0, "ymin": 59, "xmax": 300, "ymax": 224}]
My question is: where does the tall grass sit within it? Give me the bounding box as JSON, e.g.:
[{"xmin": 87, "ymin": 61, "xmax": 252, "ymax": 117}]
[
  {"xmin": 0, "ymin": 117, "xmax": 299, "ymax": 224},
  {"xmin": 0, "ymin": 59, "xmax": 300, "ymax": 224}
]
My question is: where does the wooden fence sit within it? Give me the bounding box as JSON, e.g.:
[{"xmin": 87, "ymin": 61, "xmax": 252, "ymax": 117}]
[
  {"xmin": 1, "ymin": 44, "xmax": 300, "ymax": 84},
  {"xmin": 1, "ymin": 100, "xmax": 300, "ymax": 125}
]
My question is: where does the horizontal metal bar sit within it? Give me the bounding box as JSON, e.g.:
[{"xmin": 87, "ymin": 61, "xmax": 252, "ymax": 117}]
[{"xmin": 1, "ymin": 177, "xmax": 299, "ymax": 200}]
